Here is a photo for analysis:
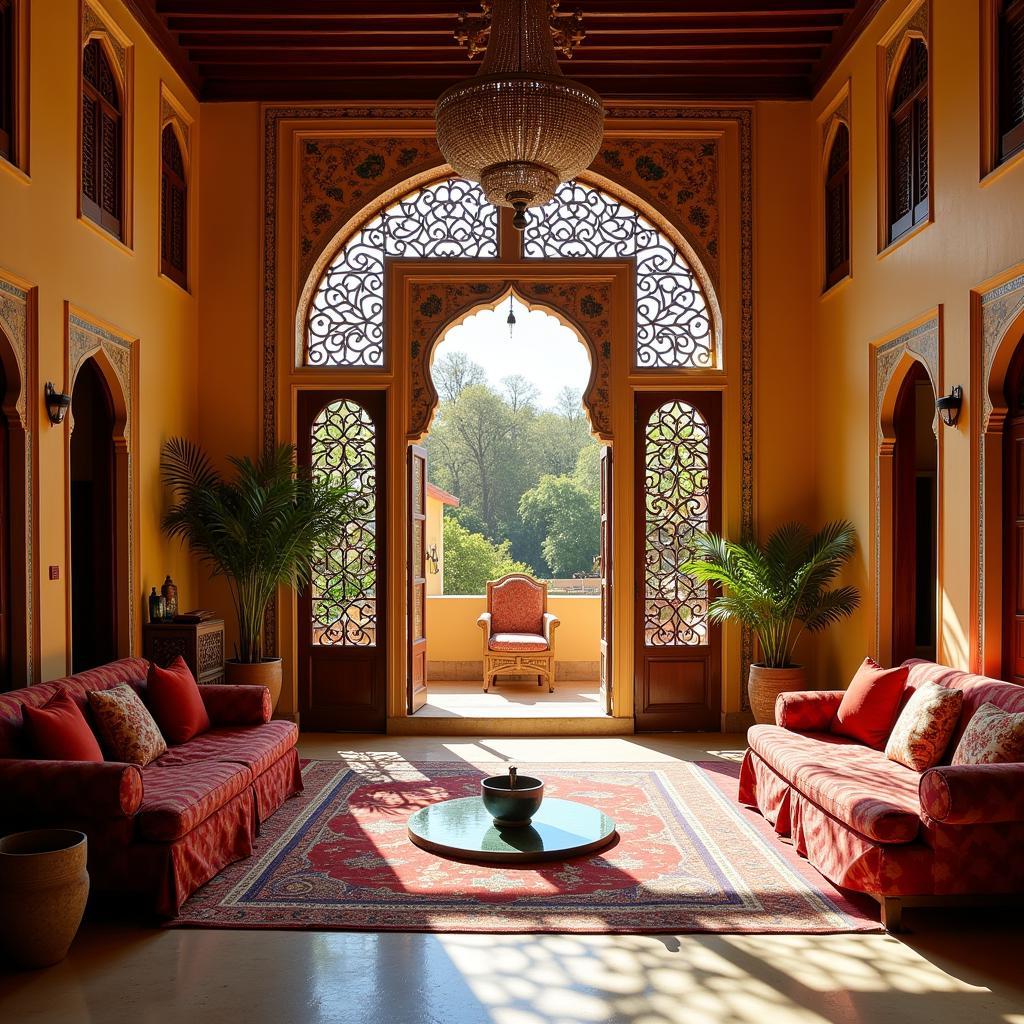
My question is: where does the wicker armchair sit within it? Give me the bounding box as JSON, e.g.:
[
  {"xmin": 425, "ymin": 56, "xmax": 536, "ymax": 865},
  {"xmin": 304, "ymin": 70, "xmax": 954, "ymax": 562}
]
[{"xmin": 477, "ymin": 573, "xmax": 560, "ymax": 693}]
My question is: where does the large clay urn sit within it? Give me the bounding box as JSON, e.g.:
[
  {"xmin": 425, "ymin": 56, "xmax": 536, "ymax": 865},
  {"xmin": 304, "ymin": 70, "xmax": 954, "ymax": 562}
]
[
  {"xmin": 748, "ymin": 665, "xmax": 807, "ymax": 725},
  {"xmin": 0, "ymin": 829, "xmax": 89, "ymax": 968},
  {"xmin": 225, "ymin": 657, "xmax": 283, "ymax": 713}
]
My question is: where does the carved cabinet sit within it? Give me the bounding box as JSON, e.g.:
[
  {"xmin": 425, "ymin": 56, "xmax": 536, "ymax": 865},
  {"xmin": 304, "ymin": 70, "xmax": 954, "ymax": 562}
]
[{"xmin": 142, "ymin": 619, "xmax": 226, "ymax": 686}]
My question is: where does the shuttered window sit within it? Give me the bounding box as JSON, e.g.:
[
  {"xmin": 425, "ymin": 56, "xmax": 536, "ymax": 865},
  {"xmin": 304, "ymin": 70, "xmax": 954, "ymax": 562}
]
[
  {"xmin": 161, "ymin": 124, "xmax": 187, "ymax": 287},
  {"xmin": 888, "ymin": 39, "xmax": 929, "ymax": 244},
  {"xmin": 81, "ymin": 39, "xmax": 123, "ymax": 239},
  {"xmin": 824, "ymin": 123, "xmax": 850, "ymax": 289},
  {"xmin": 1000, "ymin": 0, "xmax": 1024, "ymax": 162},
  {"xmin": 0, "ymin": 0, "xmax": 13, "ymax": 163}
]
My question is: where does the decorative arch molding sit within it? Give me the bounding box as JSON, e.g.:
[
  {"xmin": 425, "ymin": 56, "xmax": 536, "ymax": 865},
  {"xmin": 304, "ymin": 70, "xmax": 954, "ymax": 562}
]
[
  {"xmin": 81, "ymin": 1, "xmax": 129, "ymax": 84},
  {"xmin": 64, "ymin": 305, "xmax": 140, "ymax": 665},
  {"xmin": 869, "ymin": 309, "xmax": 943, "ymax": 663},
  {"xmin": 971, "ymin": 265, "xmax": 1024, "ymax": 674},
  {"xmin": 883, "ymin": 0, "xmax": 930, "ymax": 83},
  {"xmin": 0, "ymin": 268, "xmax": 38, "ymax": 686},
  {"xmin": 159, "ymin": 82, "xmax": 192, "ymax": 169},
  {"xmin": 406, "ymin": 277, "xmax": 614, "ymax": 443}
]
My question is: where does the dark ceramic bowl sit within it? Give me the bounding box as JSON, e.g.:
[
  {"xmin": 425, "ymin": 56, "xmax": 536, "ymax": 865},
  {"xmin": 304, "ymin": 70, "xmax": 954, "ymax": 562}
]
[{"xmin": 481, "ymin": 775, "xmax": 545, "ymax": 827}]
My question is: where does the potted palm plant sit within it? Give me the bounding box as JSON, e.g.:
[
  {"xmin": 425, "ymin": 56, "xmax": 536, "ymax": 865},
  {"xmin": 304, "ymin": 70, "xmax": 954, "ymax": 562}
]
[
  {"xmin": 161, "ymin": 439, "xmax": 354, "ymax": 711},
  {"xmin": 682, "ymin": 520, "xmax": 860, "ymax": 725}
]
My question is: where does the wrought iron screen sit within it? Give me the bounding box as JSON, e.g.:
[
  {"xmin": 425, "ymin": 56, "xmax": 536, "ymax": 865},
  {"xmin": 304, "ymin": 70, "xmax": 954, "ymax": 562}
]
[
  {"xmin": 643, "ymin": 400, "xmax": 711, "ymax": 646},
  {"xmin": 309, "ymin": 399, "xmax": 378, "ymax": 646},
  {"xmin": 523, "ymin": 181, "xmax": 714, "ymax": 369},
  {"xmin": 306, "ymin": 178, "xmax": 498, "ymax": 367}
]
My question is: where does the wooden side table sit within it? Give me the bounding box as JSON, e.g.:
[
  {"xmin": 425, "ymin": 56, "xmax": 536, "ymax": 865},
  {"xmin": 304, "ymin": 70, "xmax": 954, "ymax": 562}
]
[{"xmin": 142, "ymin": 619, "xmax": 226, "ymax": 685}]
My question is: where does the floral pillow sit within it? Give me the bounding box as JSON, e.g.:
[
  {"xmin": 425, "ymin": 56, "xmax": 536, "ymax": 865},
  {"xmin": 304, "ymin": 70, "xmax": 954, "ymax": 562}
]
[
  {"xmin": 88, "ymin": 684, "xmax": 167, "ymax": 767},
  {"xmin": 952, "ymin": 703, "xmax": 1024, "ymax": 765},
  {"xmin": 885, "ymin": 681, "xmax": 963, "ymax": 772}
]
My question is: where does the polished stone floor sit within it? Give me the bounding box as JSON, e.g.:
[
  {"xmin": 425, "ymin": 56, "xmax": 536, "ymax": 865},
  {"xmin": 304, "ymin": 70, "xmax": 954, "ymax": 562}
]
[
  {"xmin": 2, "ymin": 733, "xmax": 1022, "ymax": 1024},
  {"xmin": 415, "ymin": 678, "xmax": 604, "ymax": 717}
]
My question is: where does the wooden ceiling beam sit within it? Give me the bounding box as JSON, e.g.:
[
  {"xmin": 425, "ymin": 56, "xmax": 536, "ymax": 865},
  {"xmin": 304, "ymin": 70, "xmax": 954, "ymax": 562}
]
[{"xmin": 811, "ymin": 0, "xmax": 886, "ymax": 91}]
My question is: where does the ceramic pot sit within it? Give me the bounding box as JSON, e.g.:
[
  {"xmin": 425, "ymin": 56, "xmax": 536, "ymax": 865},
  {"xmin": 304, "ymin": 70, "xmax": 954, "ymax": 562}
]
[
  {"xmin": 225, "ymin": 657, "xmax": 283, "ymax": 713},
  {"xmin": 0, "ymin": 829, "xmax": 89, "ymax": 969},
  {"xmin": 481, "ymin": 774, "xmax": 545, "ymax": 827},
  {"xmin": 748, "ymin": 664, "xmax": 807, "ymax": 725}
]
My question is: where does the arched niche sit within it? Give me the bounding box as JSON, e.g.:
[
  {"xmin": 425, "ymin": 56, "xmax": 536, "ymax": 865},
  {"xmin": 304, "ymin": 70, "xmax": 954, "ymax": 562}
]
[
  {"xmin": 870, "ymin": 312, "xmax": 942, "ymax": 665},
  {"xmin": 64, "ymin": 307, "xmax": 138, "ymax": 667}
]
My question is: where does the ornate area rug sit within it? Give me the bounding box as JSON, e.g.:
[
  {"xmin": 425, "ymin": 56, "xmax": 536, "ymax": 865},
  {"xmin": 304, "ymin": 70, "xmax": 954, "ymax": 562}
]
[{"xmin": 169, "ymin": 758, "xmax": 880, "ymax": 934}]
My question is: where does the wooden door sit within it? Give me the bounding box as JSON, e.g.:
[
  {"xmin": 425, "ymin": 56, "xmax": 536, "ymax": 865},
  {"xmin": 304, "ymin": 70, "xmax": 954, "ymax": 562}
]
[
  {"xmin": 297, "ymin": 391, "xmax": 386, "ymax": 732},
  {"xmin": 634, "ymin": 393, "xmax": 722, "ymax": 732},
  {"xmin": 408, "ymin": 444, "xmax": 428, "ymax": 714},
  {"xmin": 599, "ymin": 444, "xmax": 612, "ymax": 714},
  {"xmin": 1004, "ymin": 388, "xmax": 1024, "ymax": 684}
]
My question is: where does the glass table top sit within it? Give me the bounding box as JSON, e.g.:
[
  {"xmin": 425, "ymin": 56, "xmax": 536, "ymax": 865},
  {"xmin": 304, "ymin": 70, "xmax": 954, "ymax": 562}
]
[{"xmin": 407, "ymin": 797, "xmax": 617, "ymax": 863}]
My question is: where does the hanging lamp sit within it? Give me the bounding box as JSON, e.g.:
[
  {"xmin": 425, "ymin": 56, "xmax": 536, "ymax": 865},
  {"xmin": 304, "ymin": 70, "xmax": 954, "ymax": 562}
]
[{"xmin": 435, "ymin": 0, "xmax": 605, "ymax": 229}]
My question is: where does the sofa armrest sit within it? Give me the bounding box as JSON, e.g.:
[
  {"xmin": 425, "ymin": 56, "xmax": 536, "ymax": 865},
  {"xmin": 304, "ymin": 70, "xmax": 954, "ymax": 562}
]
[
  {"xmin": 920, "ymin": 763, "xmax": 1024, "ymax": 825},
  {"xmin": 199, "ymin": 684, "xmax": 272, "ymax": 726},
  {"xmin": 542, "ymin": 612, "xmax": 560, "ymax": 645},
  {"xmin": 775, "ymin": 690, "xmax": 846, "ymax": 732},
  {"xmin": 0, "ymin": 759, "xmax": 143, "ymax": 821},
  {"xmin": 477, "ymin": 612, "xmax": 492, "ymax": 639}
]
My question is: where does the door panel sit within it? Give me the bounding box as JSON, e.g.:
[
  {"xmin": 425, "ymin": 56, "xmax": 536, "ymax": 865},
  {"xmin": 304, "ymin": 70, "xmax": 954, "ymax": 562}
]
[
  {"xmin": 599, "ymin": 445, "xmax": 612, "ymax": 715},
  {"xmin": 633, "ymin": 392, "xmax": 722, "ymax": 732},
  {"xmin": 408, "ymin": 444, "xmax": 428, "ymax": 714},
  {"xmin": 1004, "ymin": 421, "xmax": 1024, "ymax": 685},
  {"xmin": 298, "ymin": 391, "xmax": 386, "ymax": 732}
]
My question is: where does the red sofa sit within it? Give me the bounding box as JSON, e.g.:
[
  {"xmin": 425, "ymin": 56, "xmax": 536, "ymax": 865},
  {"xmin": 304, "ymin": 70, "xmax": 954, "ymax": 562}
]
[
  {"xmin": 739, "ymin": 659, "xmax": 1024, "ymax": 929},
  {"xmin": 0, "ymin": 658, "xmax": 302, "ymax": 916}
]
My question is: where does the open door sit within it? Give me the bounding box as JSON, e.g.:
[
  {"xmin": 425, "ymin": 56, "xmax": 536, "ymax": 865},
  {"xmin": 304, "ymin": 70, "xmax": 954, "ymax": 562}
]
[
  {"xmin": 633, "ymin": 392, "xmax": 722, "ymax": 732},
  {"xmin": 599, "ymin": 444, "xmax": 612, "ymax": 715},
  {"xmin": 408, "ymin": 444, "xmax": 428, "ymax": 713}
]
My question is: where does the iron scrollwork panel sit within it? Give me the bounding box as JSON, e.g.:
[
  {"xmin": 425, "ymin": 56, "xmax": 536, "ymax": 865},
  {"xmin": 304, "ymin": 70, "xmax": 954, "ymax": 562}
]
[
  {"xmin": 643, "ymin": 401, "xmax": 711, "ymax": 646},
  {"xmin": 523, "ymin": 181, "xmax": 714, "ymax": 369},
  {"xmin": 306, "ymin": 178, "xmax": 499, "ymax": 368},
  {"xmin": 310, "ymin": 400, "xmax": 378, "ymax": 646}
]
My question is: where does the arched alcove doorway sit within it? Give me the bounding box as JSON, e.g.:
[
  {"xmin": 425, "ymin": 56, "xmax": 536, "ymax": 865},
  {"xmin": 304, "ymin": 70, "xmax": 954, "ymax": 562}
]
[
  {"xmin": 69, "ymin": 357, "xmax": 119, "ymax": 673},
  {"xmin": 890, "ymin": 361, "xmax": 938, "ymax": 663},
  {"xmin": 413, "ymin": 292, "xmax": 607, "ymax": 717},
  {"xmin": 0, "ymin": 358, "xmax": 11, "ymax": 688},
  {"xmin": 288, "ymin": 172, "xmax": 731, "ymax": 734},
  {"xmin": 1002, "ymin": 341, "xmax": 1024, "ymax": 683}
]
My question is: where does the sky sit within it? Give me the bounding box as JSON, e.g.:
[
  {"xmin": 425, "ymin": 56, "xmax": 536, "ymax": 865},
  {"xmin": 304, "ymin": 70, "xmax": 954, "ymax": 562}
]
[{"xmin": 433, "ymin": 296, "xmax": 592, "ymax": 409}]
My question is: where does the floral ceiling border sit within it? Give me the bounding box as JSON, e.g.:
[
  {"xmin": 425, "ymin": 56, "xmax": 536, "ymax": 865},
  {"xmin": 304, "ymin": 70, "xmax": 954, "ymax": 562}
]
[{"xmin": 264, "ymin": 104, "xmax": 754, "ymax": 697}]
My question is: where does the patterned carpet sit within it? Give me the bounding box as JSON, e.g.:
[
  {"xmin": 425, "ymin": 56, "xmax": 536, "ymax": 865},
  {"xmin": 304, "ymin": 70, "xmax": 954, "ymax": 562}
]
[{"xmin": 169, "ymin": 757, "xmax": 880, "ymax": 933}]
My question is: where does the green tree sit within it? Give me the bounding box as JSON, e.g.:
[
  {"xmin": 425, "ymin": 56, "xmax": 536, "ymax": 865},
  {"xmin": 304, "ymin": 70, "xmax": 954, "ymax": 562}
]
[
  {"xmin": 432, "ymin": 351, "xmax": 487, "ymax": 403},
  {"xmin": 572, "ymin": 441, "xmax": 602, "ymax": 504},
  {"xmin": 442, "ymin": 517, "xmax": 530, "ymax": 595},
  {"xmin": 519, "ymin": 474, "xmax": 600, "ymax": 577}
]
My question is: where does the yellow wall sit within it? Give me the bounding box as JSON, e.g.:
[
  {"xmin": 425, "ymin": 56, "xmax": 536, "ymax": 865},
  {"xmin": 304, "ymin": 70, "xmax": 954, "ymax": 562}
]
[
  {"xmin": 425, "ymin": 491, "xmax": 444, "ymax": 597},
  {"xmin": 0, "ymin": 0, "xmax": 200, "ymax": 680},
  {"xmin": 426, "ymin": 595, "xmax": 600, "ymax": 666},
  {"xmin": 810, "ymin": 0, "xmax": 1024, "ymax": 684}
]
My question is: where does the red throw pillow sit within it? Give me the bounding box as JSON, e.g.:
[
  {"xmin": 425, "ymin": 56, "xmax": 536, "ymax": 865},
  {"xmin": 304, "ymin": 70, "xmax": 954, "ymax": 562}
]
[
  {"xmin": 24, "ymin": 690, "xmax": 104, "ymax": 762},
  {"xmin": 147, "ymin": 657, "xmax": 210, "ymax": 745},
  {"xmin": 831, "ymin": 657, "xmax": 909, "ymax": 749}
]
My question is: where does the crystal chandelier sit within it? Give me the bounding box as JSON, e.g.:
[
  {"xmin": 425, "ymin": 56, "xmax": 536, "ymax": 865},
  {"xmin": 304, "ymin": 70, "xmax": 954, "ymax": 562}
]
[{"xmin": 435, "ymin": 0, "xmax": 605, "ymax": 229}]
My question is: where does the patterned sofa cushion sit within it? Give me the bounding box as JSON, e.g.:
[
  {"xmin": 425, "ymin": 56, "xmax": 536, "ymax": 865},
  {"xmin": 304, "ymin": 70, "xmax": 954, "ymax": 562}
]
[
  {"xmin": 748, "ymin": 725, "xmax": 923, "ymax": 844},
  {"xmin": 137, "ymin": 761, "xmax": 252, "ymax": 842},
  {"xmin": 153, "ymin": 721, "xmax": 298, "ymax": 778},
  {"xmin": 488, "ymin": 632, "xmax": 549, "ymax": 653}
]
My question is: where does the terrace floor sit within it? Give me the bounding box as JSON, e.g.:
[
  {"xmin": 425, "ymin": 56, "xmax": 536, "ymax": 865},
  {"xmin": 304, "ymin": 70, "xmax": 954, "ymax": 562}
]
[{"xmin": 415, "ymin": 678, "xmax": 605, "ymax": 718}]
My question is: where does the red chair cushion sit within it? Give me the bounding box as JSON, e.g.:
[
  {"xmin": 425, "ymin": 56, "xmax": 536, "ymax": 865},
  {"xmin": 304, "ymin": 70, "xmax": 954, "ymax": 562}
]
[
  {"xmin": 23, "ymin": 691, "xmax": 104, "ymax": 762},
  {"xmin": 831, "ymin": 657, "xmax": 908, "ymax": 749},
  {"xmin": 748, "ymin": 724, "xmax": 923, "ymax": 843},
  {"xmin": 147, "ymin": 657, "xmax": 211, "ymax": 745},
  {"xmin": 490, "ymin": 578, "xmax": 544, "ymax": 634},
  {"xmin": 488, "ymin": 633, "xmax": 549, "ymax": 653}
]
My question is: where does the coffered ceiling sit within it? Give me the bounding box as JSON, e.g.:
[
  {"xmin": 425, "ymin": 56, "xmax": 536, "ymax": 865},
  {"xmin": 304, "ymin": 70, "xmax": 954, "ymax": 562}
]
[{"xmin": 126, "ymin": 0, "xmax": 884, "ymax": 103}]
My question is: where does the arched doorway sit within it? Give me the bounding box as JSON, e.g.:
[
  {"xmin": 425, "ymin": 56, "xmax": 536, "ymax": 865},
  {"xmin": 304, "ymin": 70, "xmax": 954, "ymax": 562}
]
[
  {"xmin": 0, "ymin": 360, "xmax": 9, "ymax": 689},
  {"xmin": 69, "ymin": 357, "xmax": 118, "ymax": 673},
  {"xmin": 891, "ymin": 361, "xmax": 938, "ymax": 663},
  {"xmin": 1003, "ymin": 342, "xmax": 1024, "ymax": 683}
]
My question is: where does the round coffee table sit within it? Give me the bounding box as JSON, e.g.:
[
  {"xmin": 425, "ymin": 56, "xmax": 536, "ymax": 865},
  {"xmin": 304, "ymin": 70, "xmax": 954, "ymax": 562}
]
[{"xmin": 407, "ymin": 797, "xmax": 616, "ymax": 864}]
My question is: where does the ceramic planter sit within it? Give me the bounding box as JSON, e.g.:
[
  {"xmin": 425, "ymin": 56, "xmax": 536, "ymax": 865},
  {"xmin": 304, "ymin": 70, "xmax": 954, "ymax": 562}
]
[
  {"xmin": 748, "ymin": 664, "xmax": 807, "ymax": 725},
  {"xmin": 225, "ymin": 657, "xmax": 283, "ymax": 713},
  {"xmin": 0, "ymin": 829, "xmax": 89, "ymax": 969}
]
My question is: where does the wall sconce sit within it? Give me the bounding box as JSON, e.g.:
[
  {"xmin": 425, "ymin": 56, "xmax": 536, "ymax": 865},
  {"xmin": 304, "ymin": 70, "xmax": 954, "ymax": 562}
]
[
  {"xmin": 426, "ymin": 544, "xmax": 440, "ymax": 575},
  {"xmin": 44, "ymin": 383, "xmax": 71, "ymax": 425},
  {"xmin": 936, "ymin": 385, "xmax": 963, "ymax": 428}
]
